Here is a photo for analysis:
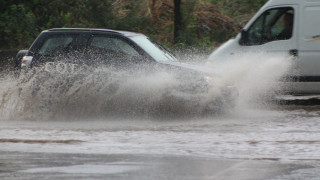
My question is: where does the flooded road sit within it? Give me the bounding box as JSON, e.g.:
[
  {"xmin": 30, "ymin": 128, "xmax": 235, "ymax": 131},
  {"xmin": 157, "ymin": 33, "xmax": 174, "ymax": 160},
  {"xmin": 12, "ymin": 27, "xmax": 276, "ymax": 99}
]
[
  {"xmin": 1, "ymin": 105, "xmax": 320, "ymax": 179},
  {"xmin": 1, "ymin": 54, "xmax": 320, "ymax": 179}
]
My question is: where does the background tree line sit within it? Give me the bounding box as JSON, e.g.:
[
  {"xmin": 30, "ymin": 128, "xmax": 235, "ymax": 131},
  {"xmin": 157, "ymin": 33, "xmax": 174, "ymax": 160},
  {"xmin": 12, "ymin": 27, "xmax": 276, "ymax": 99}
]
[{"xmin": 0, "ymin": 0, "xmax": 267, "ymax": 52}]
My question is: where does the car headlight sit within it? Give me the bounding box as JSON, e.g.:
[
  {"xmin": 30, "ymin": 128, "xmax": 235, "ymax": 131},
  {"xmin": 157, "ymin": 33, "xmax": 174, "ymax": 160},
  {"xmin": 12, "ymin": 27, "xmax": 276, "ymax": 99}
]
[
  {"xmin": 21, "ymin": 56, "xmax": 33, "ymax": 68},
  {"xmin": 204, "ymin": 75, "xmax": 213, "ymax": 83}
]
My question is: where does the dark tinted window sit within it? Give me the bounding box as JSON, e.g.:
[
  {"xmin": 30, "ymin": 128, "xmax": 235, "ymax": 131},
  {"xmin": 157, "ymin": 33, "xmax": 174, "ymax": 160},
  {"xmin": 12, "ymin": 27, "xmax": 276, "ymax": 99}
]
[
  {"xmin": 89, "ymin": 36, "xmax": 140, "ymax": 56},
  {"xmin": 242, "ymin": 7, "xmax": 294, "ymax": 46},
  {"xmin": 38, "ymin": 35, "xmax": 77, "ymax": 56}
]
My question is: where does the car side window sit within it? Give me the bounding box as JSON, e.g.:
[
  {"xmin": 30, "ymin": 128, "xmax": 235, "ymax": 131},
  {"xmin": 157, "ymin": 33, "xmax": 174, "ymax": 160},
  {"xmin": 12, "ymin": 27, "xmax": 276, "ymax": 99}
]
[
  {"xmin": 241, "ymin": 7, "xmax": 294, "ymax": 46},
  {"xmin": 39, "ymin": 36, "xmax": 74, "ymax": 55},
  {"xmin": 90, "ymin": 36, "xmax": 140, "ymax": 57}
]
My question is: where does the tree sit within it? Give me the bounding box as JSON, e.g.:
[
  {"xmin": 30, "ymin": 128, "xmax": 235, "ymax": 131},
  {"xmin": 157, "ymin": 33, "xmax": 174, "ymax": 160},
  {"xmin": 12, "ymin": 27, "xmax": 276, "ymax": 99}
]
[
  {"xmin": 0, "ymin": 3, "xmax": 37, "ymax": 48},
  {"xmin": 173, "ymin": 0, "xmax": 182, "ymax": 44}
]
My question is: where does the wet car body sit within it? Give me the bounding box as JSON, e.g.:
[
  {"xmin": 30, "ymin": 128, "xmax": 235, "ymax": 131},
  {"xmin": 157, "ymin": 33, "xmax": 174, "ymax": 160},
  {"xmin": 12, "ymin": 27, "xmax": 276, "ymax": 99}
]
[{"xmin": 17, "ymin": 28, "xmax": 237, "ymax": 113}]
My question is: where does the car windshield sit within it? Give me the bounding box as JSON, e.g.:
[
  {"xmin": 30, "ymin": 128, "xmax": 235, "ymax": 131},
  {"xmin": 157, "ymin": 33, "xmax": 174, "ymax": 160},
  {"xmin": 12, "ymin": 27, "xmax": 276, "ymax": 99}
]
[{"xmin": 130, "ymin": 35, "xmax": 177, "ymax": 62}]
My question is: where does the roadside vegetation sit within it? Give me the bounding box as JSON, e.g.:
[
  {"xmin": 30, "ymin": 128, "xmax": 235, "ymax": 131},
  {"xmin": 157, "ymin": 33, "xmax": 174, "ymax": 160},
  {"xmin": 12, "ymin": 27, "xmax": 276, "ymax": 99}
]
[{"xmin": 0, "ymin": 0, "xmax": 267, "ymax": 54}]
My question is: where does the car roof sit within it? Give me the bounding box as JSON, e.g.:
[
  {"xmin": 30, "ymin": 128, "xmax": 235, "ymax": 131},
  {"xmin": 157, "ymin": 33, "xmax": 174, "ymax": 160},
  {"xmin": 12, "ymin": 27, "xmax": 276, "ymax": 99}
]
[{"xmin": 46, "ymin": 28, "xmax": 143, "ymax": 37}]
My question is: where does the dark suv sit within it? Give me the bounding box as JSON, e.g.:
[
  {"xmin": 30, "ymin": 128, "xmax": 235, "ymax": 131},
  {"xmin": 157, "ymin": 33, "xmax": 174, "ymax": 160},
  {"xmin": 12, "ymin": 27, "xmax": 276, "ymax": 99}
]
[
  {"xmin": 16, "ymin": 28, "xmax": 237, "ymax": 113},
  {"xmin": 17, "ymin": 28, "xmax": 179, "ymax": 69}
]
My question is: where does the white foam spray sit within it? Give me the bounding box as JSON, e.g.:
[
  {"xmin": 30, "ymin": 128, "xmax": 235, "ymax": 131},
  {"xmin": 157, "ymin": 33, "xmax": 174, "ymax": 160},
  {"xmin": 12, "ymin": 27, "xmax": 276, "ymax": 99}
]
[
  {"xmin": 206, "ymin": 52, "xmax": 294, "ymax": 110},
  {"xmin": 0, "ymin": 52, "xmax": 293, "ymax": 121},
  {"xmin": 0, "ymin": 64, "xmax": 217, "ymax": 120}
]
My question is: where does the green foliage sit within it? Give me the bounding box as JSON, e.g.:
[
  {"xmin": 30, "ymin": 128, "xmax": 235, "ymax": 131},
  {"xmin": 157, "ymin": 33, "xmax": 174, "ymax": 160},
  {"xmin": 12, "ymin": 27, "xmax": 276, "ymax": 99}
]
[
  {"xmin": 210, "ymin": 0, "xmax": 268, "ymax": 22},
  {"xmin": 0, "ymin": 0, "xmax": 118, "ymax": 48},
  {"xmin": 211, "ymin": 0, "xmax": 267, "ymax": 11},
  {"xmin": 0, "ymin": 4, "xmax": 38, "ymax": 48},
  {"xmin": 0, "ymin": 0, "xmax": 268, "ymax": 52},
  {"xmin": 172, "ymin": 0, "xmax": 239, "ymax": 52},
  {"xmin": 81, "ymin": 0, "xmax": 116, "ymax": 28}
]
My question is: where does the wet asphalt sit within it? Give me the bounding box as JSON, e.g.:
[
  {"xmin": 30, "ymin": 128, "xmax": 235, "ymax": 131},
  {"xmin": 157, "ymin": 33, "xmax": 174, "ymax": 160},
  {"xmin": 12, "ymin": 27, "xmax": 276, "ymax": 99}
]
[{"xmin": 0, "ymin": 151, "xmax": 314, "ymax": 180}]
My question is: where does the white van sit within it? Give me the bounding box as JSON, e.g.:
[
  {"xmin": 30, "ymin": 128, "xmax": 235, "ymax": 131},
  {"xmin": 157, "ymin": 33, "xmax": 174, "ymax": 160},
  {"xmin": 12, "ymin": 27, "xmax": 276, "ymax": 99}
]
[{"xmin": 207, "ymin": 0, "xmax": 320, "ymax": 94}]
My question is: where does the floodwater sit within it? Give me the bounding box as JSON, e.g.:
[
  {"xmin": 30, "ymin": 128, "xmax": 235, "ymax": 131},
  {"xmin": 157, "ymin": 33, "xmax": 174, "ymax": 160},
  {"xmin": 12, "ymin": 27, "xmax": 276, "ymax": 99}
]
[{"xmin": 1, "ymin": 54, "xmax": 320, "ymax": 179}]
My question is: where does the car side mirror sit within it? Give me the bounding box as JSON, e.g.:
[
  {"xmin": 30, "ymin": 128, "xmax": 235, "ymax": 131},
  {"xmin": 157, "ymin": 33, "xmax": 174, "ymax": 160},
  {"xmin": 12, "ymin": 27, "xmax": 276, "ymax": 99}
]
[{"xmin": 239, "ymin": 29, "xmax": 248, "ymax": 45}]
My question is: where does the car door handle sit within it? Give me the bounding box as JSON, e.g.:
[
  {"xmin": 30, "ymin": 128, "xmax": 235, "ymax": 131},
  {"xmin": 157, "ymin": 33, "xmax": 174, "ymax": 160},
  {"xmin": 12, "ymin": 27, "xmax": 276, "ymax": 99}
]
[{"xmin": 289, "ymin": 49, "xmax": 298, "ymax": 57}]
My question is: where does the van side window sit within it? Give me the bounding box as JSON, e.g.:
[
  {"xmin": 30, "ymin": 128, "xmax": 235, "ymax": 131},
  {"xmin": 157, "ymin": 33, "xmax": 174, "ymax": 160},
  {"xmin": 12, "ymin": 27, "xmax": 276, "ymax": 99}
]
[{"xmin": 241, "ymin": 7, "xmax": 294, "ymax": 46}]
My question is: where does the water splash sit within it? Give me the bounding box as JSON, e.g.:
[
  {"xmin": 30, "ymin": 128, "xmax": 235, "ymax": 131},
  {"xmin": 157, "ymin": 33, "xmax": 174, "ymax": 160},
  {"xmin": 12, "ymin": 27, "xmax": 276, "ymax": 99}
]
[
  {"xmin": 206, "ymin": 52, "xmax": 294, "ymax": 109},
  {"xmin": 0, "ymin": 52, "xmax": 293, "ymax": 121},
  {"xmin": 0, "ymin": 63, "xmax": 224, "ymax": 120}
]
